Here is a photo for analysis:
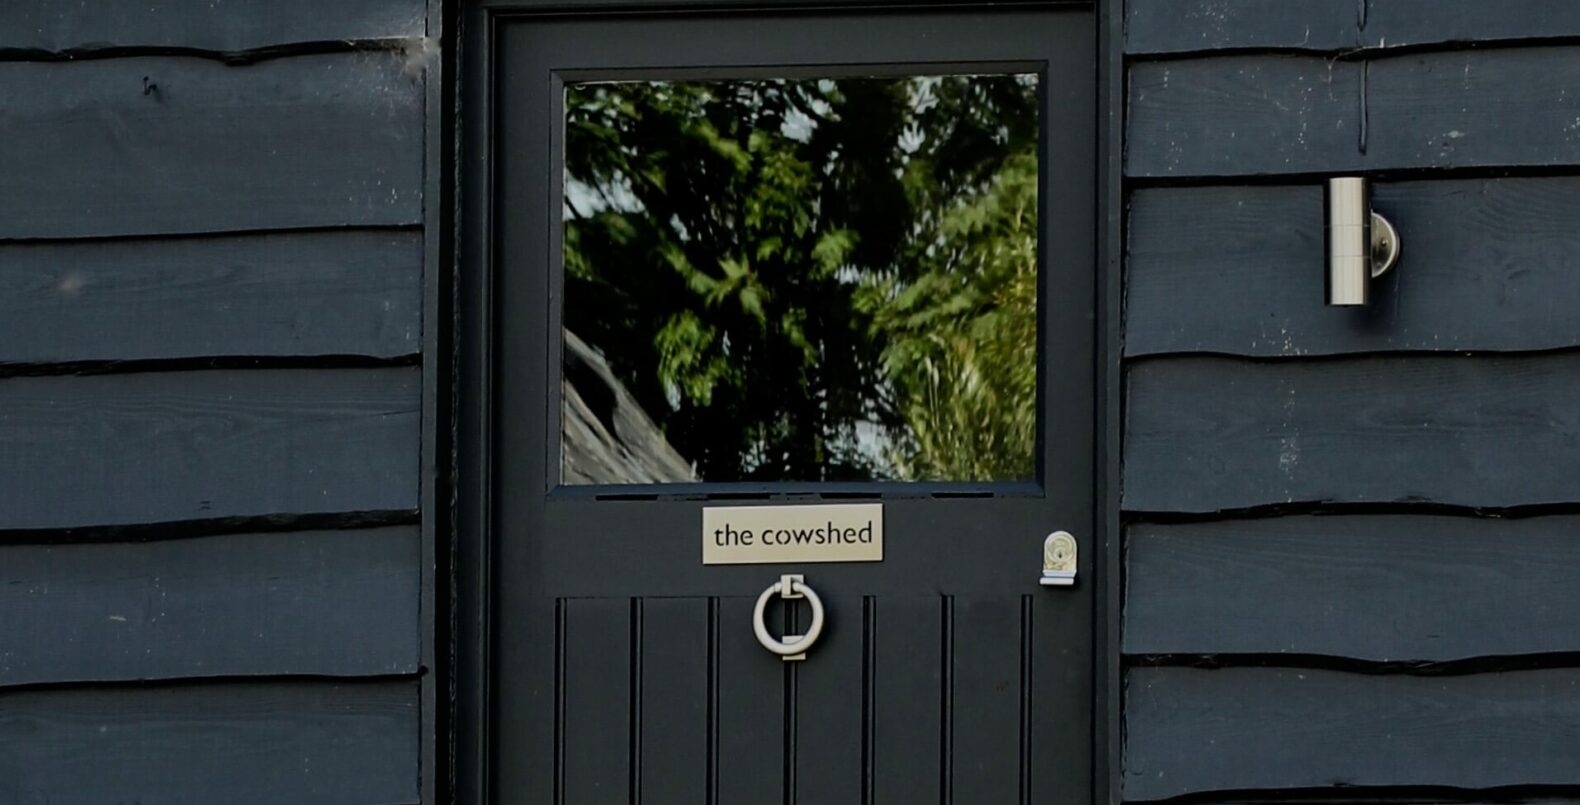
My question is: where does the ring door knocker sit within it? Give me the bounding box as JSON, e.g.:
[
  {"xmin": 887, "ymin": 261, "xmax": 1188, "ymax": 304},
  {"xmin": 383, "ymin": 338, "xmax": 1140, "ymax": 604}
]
[{"xmin": 752, "ymin": 574, "xmax": 825, "ymax": 662}]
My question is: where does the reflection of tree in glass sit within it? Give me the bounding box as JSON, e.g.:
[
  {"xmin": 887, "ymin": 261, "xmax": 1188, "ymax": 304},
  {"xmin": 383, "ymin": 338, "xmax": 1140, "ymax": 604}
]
[{"xmin": 564, "ymin": 74, "xmax": 1038, "ymax": 482}]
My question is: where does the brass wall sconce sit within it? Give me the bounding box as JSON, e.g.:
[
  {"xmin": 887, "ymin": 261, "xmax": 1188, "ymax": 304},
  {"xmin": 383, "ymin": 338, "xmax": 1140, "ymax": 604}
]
[{"xmin": 1325, "ymin": 177, "xmax": 1401, "ymax": 306}]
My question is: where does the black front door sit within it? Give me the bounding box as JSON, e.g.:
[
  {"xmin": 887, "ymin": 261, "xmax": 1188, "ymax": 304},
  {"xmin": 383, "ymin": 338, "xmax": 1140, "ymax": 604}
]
[{"xmin": 468, "ymin": 5, "xmax": 1096, "ymax": 802}]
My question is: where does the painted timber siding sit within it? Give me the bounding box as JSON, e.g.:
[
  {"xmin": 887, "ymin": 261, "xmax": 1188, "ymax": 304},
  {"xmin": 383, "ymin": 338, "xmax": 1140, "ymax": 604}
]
[
  {"xmin": 0, "ymin": 2, "xmax": 433, "ymax": 804},
  {"xmin": 1122, "ymin": 2, "xmax": 1580, "ymax": 802}
]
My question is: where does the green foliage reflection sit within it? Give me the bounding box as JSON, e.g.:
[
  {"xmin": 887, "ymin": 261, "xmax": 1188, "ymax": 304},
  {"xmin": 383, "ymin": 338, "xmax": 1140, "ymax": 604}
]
[{"xmin": 564, "ymin": 74, "xmax": 1038, "ymax": 483}]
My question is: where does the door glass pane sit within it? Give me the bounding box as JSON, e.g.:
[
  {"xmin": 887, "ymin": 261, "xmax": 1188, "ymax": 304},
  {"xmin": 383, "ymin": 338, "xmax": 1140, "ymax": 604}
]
[{"xmin": 562, "ymin": 73, "xmax": 1038, "ymax": 484}]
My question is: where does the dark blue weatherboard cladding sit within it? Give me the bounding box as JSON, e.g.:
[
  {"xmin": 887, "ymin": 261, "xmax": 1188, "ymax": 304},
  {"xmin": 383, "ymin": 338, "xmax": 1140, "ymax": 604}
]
[
  {"xmin": 0, "ymin": 527, "xmax": 421, "ymax": 686},
  {"xmin": 0, "ymin": 53, "xmax": 423, "ymax": 239},
  {"xmin": 0, "ymin": 231, "xmax": 423, "ymax": 363},
  {"xmin": 1127, "ymin": 0, "xmax": 1580, "ymax": 54},
  {"xmin": 0, "ymin": 2, "xmax": 431, "ymax": 803},
  {"xmin": 1126, "ymin": 667, "xmax": 1580, "ymax": 799},
  {"xmin": 1126, "ymin": 354, "xmax": 1580, "ymax": 513},
  {"xmin": 0, "ymin": 680, "xmax": 421, "ymax": 805},
  {"xmin": 1128, "ymin": 47, "xmax": 1580, "ymax": 178},
  {"xmin": 1122, "ymin": 2, "xmax": 1580, "ymax": 802},
  {"xmin": 0, "ymin": 0, "xmax": 423, "ymax": 54},
  {"xmin": 0, "ymin": 368, "xmax": 420, "ymax": 530},
  {"xmin": 1125, "ymin": 515, "xmax": 1580, "ymax": 661},
  {"xmin": 1126, "ymin": 179, "xmax": 1580, "ymax": 357}
]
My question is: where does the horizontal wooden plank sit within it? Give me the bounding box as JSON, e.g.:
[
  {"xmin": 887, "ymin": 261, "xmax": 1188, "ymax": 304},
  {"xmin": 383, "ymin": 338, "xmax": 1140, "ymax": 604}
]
[
  {"xmin": 1126, "ymin": 178, "xmax": 1580, "ymax": 356},
  {"xmin": 1127, "ymin": 55, "xmax": 1361, "ymax": 178},
  {"xmin": 1124, "ymin": 354, "xmax": 1580, "ymax": 512},
  {"xmin": 1127, "ymin": 0, "xmax": 1580, "ymax": 54},
  {"xmin": 1126, "ymin": 0, "xmax": 1357, "ymax": 55},
  {"xmin": 1129, "ymin": 797, "xmax": 1580, "ymax": 805},
  {"xmin": 1365, "ymin": 2, "xmax": 1580, "ymax": 49},
  {"xmin": 0, "ymin": 1, "xmax": 424, "ymax": 53},
  {"xmin": 0, "ymin": 679, "xmax": 418, "ymax": 804},
  {"xmin": 1125, "ymin": 667, "xmax": 1580, "ymax": 800},
  {"xmin": 1125, "ymin": 514, "xmax": 1580, "ymax": 661},
  {"xmin": 1, "ymin": 53, "xmax": 423, "ymax": 239},
  {"xmin": 1367, "ymin": 47, "xmax": 1580, "ymax": 173},
  {"xmin": 0, "ymin": 230, "xmax": 421, "ymax": 363},
  {"xmin": 0, "ymin": 526, "xmax": 418, "ymax": 686},
  {"xmin": 1128, "ymin": 48, "xmax": 1580, "ymax": 177},
  {"xmin": 0, "ymin": 368, "xmax": 420, "ymax": 530}
]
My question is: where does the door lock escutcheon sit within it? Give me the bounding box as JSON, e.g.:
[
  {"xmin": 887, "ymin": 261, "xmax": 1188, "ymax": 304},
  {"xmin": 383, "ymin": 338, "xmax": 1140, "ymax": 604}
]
[{"xmin": 1040, "ymin": 531, "xmax": 1077, "ymax": 587}]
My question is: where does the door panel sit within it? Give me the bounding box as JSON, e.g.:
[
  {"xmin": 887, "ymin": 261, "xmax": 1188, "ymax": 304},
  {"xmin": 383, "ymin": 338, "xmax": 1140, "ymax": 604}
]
[
  {"xmin": 638, "ymin": 597, "xmax": 711, "ymax": 803},
  {"xmin": 716, "ymin": 595, "xmax": 786, "ymax": 802},
  {"xmin": 952, "ymin": 595, "xmax": 1027, "ymax": 802},
  {"xmin": 542, "ymin": 592, "xmax": 1088, "ymax": 802},
  {"xmin": 793, "ymin": 592, "xmax": 865, "ymax": 802},
  {"xmin": 560, "ymin": 598, "xmax": 631, "ymax": 805},
  {"xmin": 872, "ymin": 596, "xmax": 944, "ymax": 803},
  {"xmin": 483, "ymin": 6, "xmax": 1095, "ymax": 804}
]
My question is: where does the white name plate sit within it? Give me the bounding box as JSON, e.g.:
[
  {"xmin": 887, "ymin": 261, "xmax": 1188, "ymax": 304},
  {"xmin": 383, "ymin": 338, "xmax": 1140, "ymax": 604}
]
[{"xmin": 702, "ymin": 503, "xmax": 883, "ymax": 565}]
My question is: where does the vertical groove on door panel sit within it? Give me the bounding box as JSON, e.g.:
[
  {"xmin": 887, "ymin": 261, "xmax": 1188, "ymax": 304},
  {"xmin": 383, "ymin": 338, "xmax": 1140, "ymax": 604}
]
[
  {"xmin": 708, "ymin": 597, "xmax": 720, "ymax": 805},
  {"xmin": 1020, "ymin": 595, "xmax": 1033, "ymax": 805},
  {"xmin": 862, "ymin": 597, "xmax": 876, "ymax": 805},
  {"xmin": 555, "ymin": 598, "xmax": 567, "ymax": 805},
  {"xmin": 796, "ymin": 594, "xmax": 862, "ymax": 803},
  {"xmin": 952, "ymin": 596, "xmax": 1021, "ymax": 804},
  {"xmin": 562, "ymin": 597, "xmax": 633, "ymax": 805},
  {"xmin": 629, "ymin": 597, "xmax": 643, "ymax": 805},
  {"xmin": 873, "ymin": 596, "xmax": 942, "ymax": 805},
  {"xmin": 716, "ymin": 596, "xmax": 785, "ymax": 804},
  {"xmin": 641, "ymin": 598, "xmax": 709, "ymax": 804},
  {"xmin": 941, "ymin": 595, "xmax": 954, "ymax": 805}
]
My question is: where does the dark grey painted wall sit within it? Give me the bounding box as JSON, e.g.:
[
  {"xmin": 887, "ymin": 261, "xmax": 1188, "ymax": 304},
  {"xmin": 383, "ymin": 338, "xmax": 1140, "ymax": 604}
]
[
  {"xmin": 1122, "ymin": 2, "xmax": 1580, "ymax": 802},
  {"xmin": 0, "ymin": 2, "xmax": 433, "ymax": 804}
]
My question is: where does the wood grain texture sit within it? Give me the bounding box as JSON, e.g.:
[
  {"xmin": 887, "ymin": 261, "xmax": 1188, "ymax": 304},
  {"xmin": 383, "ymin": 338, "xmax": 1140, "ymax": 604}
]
[
  {"xmin": 1126, "ymin": 179, "xmax": 1580, "ymax": 356},
  {"xmin": 1367, "ymin": 47, "xmax": 1580, "ymax": 172},
  {"xmin": 1124, "ymin": 354, "xmax": 1580, "ymax": 512},
  {"xmin": 1127, "ymin": 0, "xmax": 1580, "ymax": 54},
  {"xmin": 1127, "ymin": 55, "xmax": 1361, "ymax": 178},
  {"xmin": 0, "ymin": 679, "xmax": 418, "ymax": 805},
  {"xmin": 1125, "ymin": 667, "xmax": 1580, "ymax": 800},
  {"xmin": 1364, "ymin": 2, "xmax": 1580, "ymax": 48},
  {"xmin": 1143, "ymin": 800, "xmax": 1580, "ymax": 805},
  {"xmin": 0, "ymin": 526, "xmax": 419, "ymax": 686},
  {"xmin": 1126, "ymin": 0, "xmax": 1357, "ymax": 54},
  {"xmin": 0, "ymin": 0, "xmax": 424, "ymax": 53},
  {"xmin": 0, "ymin": 230, "xmax": 421, "ymax": 363},
  {"xmin": 0, "ymin": 53, "xmax": 423, "ymax": 239},
  {"xmin": 1125, "ymin": 515, "xmax": 1580, "ymax": 660},
  {"xmin": 1128, "ymin": 48, "xmax": 1580, "ymax": 177},
  {"xmin": 0, "ymin": 368, "xmax": 420, "ymax": 530}
]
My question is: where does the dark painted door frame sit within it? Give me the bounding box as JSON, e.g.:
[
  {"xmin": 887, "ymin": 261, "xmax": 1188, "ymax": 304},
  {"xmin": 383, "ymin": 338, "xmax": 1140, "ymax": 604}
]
[{"xmin": 446, "ymin": 1, "xmax": 1126, "ymax": 802}]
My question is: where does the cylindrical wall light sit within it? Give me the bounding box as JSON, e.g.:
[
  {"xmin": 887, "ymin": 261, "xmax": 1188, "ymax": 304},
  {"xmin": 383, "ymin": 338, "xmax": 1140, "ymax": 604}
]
[{"xmin": 1325, "ymin": 177, "xmax": 1401, "ymax": 306}]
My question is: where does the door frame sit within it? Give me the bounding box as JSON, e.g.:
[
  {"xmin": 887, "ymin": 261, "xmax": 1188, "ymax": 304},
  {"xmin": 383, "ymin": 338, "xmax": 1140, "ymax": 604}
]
[{"xmin": 446, "ymin": 1, "xmax": 1126, "ymax": 802}]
